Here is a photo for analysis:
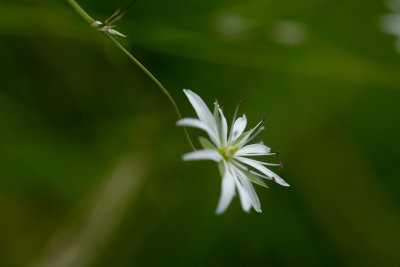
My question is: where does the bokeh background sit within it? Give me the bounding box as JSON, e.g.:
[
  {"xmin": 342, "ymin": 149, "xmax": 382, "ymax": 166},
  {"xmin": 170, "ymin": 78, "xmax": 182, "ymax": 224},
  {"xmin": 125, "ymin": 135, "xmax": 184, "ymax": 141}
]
[{"xmin": 1, "ymin": 0, "xmax": 400, "ymax": 266}]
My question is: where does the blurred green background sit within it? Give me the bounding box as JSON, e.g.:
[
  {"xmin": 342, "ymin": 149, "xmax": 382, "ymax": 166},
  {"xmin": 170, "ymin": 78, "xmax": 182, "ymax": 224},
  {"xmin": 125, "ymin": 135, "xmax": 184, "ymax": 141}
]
[{"xmin": 1, "ymin": 0, "xmax": 400, "ymax": 266}]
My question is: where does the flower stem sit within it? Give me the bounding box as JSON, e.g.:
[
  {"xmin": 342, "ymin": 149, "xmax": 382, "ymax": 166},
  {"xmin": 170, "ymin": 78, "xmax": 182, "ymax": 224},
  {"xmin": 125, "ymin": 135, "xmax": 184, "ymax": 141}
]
[
  {"xmin": 66, "ymin": 0, "xmax": 196, "ymax": 151},
  {"xmin": 67, "ymin": 0, "xmax": 94, "ymax": 24},
  {"xmin": 105, "ymin": 0, "xmax": 138, "ymax": 25}
]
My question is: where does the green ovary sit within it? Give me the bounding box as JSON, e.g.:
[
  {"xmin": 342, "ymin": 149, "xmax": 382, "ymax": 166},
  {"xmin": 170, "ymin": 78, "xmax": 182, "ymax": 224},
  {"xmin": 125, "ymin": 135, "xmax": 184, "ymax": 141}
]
[{"xmin": 219, "ymin": 145, "xmax": 239, "ymax": 161}]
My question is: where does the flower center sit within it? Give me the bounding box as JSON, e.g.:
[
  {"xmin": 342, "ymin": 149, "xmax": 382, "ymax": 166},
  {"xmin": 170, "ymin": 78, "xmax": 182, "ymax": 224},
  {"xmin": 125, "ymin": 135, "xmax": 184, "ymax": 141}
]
[{"xmin": 219, "ymin": 145, "xmax": 239, "ymax": 161}]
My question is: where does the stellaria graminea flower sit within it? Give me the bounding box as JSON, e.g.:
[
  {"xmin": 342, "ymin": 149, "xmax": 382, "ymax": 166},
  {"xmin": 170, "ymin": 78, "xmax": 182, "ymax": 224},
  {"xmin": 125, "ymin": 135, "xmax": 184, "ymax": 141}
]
[{"xmin": 177, "ymin": 89, "xmax": 289, "ymax": 214}]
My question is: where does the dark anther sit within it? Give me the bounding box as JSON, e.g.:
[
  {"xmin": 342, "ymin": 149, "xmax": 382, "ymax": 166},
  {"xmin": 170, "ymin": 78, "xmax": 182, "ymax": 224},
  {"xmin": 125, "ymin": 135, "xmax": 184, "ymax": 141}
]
[
  {"xmin": 259, "ymin": 117, "xmax": 266, "ymax": 122},
  {"xmin": 275, "ymin": 151, "xmax": 280, "ymax": 156},
  {"xmin": 219, "ymin": 102, "xmax": 226, "ymax": 107},
  {"xmin": 280, "ymin": 161, "xmax": 284, "ymax": 169},
  {"xmin": 272, "ymin": 177, "xmax": 276, "ymax": 182},
  {"xmin": 237, "ymin": 99, "xmax": 245, "ymax": 105}
]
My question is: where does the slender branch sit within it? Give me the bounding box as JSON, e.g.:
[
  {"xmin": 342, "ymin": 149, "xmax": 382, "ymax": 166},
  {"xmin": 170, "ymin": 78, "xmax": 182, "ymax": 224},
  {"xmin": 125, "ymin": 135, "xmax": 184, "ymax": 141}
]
[
  {"xmin": 105, "ymin": 0, "xmax": 138, "ymax": 25},
  {"xmin": 67, "ymin": 0, "xmax": 94, "ymax": 23},
  {"xmin": 66, "ymin": 0, "xmax": 196, "ymax": 151},
  {"xmin": 105, "ymin": 33, "xmax": 196, "ymax": 150}
]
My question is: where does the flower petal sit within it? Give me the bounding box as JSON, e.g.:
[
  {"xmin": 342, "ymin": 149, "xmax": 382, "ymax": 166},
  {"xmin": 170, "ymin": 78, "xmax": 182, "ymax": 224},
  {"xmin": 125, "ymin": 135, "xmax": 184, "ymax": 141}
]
[
  {"xmin": 218, "ymin": 108, "xmax": 228, "ymax": 146},
  {"xmin": 177, "ymin": 118, "xmax": 206, "ymax": 129},
  {"xmin": 235, "ymin": 156, "xmax": 290, "ymax": 187},
  {"xmin": 229, "ymin": 115, "xmax": 247, "ymax": 143},
  {"xmin": 177, "ymin": 118, "xmax": 219, "ymax": 145},
  {"xmin": 231, "ymin": 161, "xmax": 269, "ymax": 188},
  {"xmin": 234, "ymin": 175, "xmax": 252, "ymax": 212},
  {"xmin": 183, "ymin": 90, "xmax": 220, "ymax": 146},
  {"xmin": 182, "ymin": 149, "xmax": 223, "ymax": 162},
  {"xmin": 235, "ymin": 144, "xmax": 271, "ymax": 156},
  {"xmin": 216, "ymin": 161, "xmax": 236, "ymax": 214},
  {"xmin": 232, "ymin": 166, "xmax": 261, "ymax": 212}
]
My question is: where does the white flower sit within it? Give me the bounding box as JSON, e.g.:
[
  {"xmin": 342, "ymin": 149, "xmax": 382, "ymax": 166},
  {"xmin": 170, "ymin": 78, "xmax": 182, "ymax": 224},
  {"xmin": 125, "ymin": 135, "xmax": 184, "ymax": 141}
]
[{"xmin": 177, "ymin": 89, "xmax": 289, "ymax": 214}]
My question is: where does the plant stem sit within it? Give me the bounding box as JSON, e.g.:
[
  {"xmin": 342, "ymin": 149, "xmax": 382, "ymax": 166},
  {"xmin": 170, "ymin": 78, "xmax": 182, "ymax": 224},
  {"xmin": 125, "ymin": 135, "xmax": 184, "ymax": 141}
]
[
  {"xmin": 67, "ymin": 0, "xmax": 94, "ymax": 24},
  {"xmin": 105, "ymin": 0, "xmax": 137, "ymax": 25},
  {"xmin": 66, "ymin": 0, "xmax": 195, "ymax": 151},
  {"xmin": 105, "ymin": 33, "xmax": 196, "ymax": 150}
]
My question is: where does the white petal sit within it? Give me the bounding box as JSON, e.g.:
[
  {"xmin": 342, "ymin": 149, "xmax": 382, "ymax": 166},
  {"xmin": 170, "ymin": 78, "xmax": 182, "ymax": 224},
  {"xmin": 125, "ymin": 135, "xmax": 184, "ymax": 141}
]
[
  {"xmin": 235, "ymin": 144, "xmax": 271, "ymax": 156},
  {"xmin": 232, "ymin": 159, "xmax": 273, "ymax": 182},
  {"xmin": 232, "ymin": 166, "xmax": 261, "ymax": 212},
  {"xmin": 177, "ymin": 118, "xmax": 206, "ymax": 129},
  {"xmin": 183, "ymin": 90, "xmax": 220, "ymax": 146},
  {"xmin": 218, "ymin": 108, "xmax": 228, "ymax": 146},
  {"xmin": 182, "ymin": 149, "xmax": 222, "ymax": 162},
  {"xmin": 229, "ymin": 115, "xmax": 247, "ymax": 143},
  {"xmin": 177, "ymin": 118, "xmax": 219, "ymax": 145},
  {"xmin": 234, "ymin": 175, "xmax": 252, "ymax": 212},
  {"xmin": 235, "ymin": 156, "xmax": 290, "ymax": 187},
  {"xmin": 216, "ymin": 162, "xmax": 236, "ymax": 214}
]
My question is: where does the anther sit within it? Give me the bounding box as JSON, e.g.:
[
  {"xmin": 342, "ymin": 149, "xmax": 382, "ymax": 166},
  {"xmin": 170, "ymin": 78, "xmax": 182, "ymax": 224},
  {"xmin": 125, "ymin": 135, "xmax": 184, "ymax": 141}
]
[
  {"xmin": 237, "ymin": 99, "xmax": 245, "ymax": 105},
  {"xmin": 259, "ymin": 117, "xmax": 265, "ymax": 122},
  {"xmin": 275, "ymin": 151, "xmax": 280, "ymax": 156},
  {"xmin": 272, "ymin": 177, "xmax": 276, "ymax": 182},
  {"xmin": 219, "ymin": 102, "xmax": 226, "ymax": 108},
  {"xmin": 279, "ymin": 161, "xmax": 284, "ymax": 169}
]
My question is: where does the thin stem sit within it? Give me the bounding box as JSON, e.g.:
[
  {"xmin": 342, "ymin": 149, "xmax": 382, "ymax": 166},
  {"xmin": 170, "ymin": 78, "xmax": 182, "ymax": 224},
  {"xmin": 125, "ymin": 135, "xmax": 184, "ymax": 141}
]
[
  {"xmin": 105, "ymin": 33, "xmax": 195, "ymax": 150},
  {"xmin": 66, "ymin": 0, "xmax": 196, "ymax": 151},
  {"xmin": 105, "ymin": 0, "xmax": 138, "ymax": 25},
  {"xmin": 67, "ymin": 0, "xmax": 94, "ymax": 24}
]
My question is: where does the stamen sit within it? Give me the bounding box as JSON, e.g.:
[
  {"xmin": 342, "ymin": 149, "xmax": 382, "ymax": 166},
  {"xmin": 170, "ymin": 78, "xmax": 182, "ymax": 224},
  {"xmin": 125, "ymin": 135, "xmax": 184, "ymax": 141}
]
[
  {"xmin": 280, "ymin": 161, "xmax": 284, "ymax": 169},
  {"xmin": 246, "ymin": 126, "xmax": 265, "ymax": 144},
  {"xmin": 239, "ymin": 119, "xmax": 265, "ymax": 146},
  {"xmin": 231, "ymin": 104, "xmax": 239, "ymax": 125},
  {"xmin": 271, "ymin": 177, "xmax": 276, "ymax": 182},
  {"xmin": 242, "ymin": 153, "xmax": 277, "ymax": 156},
  {"xmin": 275, "ymin": 151, "xmax": 280, "ymax": 156},
  {"xmin": 232, "ymin": 159, "xmax": 272, "ymax": 180},
  {"xmin": 229, "ymin": 99, "xmax": 244, "ymax": 139},
  {"xmin": 259, "ymin": 162, "xmax": 281, "ymax": 166},
  {"xmin": 219, "ymin": 102, "xmax": 226, "ymax": 108},
  {"xmin": 253, "ymin": 119, "xmax": 264, "ymax": 130}
]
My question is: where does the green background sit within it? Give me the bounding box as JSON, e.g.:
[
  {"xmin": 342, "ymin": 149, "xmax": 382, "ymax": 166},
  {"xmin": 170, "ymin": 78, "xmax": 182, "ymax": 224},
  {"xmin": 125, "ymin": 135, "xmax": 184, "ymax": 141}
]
[{"xmin": 1, "ymin": 0, "xmax": 399, "ymax": 266}]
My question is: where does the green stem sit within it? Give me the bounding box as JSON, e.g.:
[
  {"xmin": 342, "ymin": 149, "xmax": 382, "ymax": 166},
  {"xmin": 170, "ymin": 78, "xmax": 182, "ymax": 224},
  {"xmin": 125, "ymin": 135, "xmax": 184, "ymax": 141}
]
[
  {"xmin": 105, "ymin": 0, "xmax": 137, "ymax": 25},
  {"xmin": 67, "ymin": 0, "xmax": 94, "ymax": 24},
  {"xmin": 66, "ymin": 0, "xmax": 196, "ymax": 151}
]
